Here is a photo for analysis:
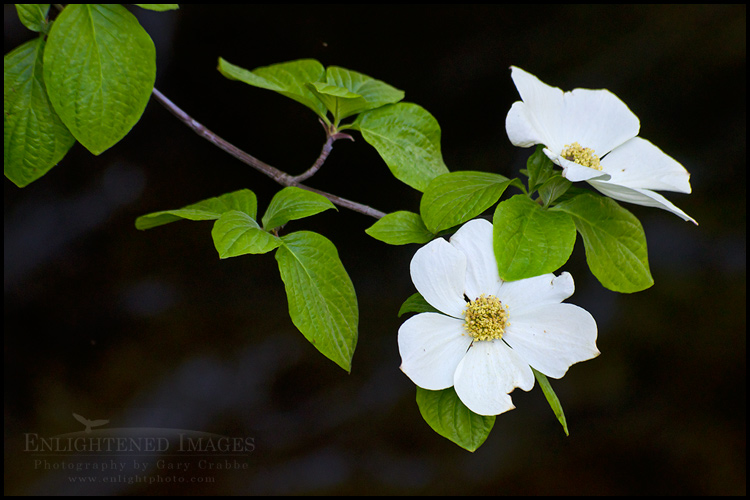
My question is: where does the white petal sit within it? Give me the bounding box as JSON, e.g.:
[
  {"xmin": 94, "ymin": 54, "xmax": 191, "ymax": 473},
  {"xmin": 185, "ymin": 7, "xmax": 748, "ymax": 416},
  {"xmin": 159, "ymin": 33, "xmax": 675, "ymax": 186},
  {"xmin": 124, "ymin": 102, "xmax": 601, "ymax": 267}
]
[
  {"xmin": 410, "ymin": 238, "xmax": 467, "ymax": 318},
  {"xmin": 509, "ymin": 67, "xmax": 565, "ymax": 152},
  {"xmin": 496, "ymin": 272, "xmax": 576, "ymax": 317},
  {"xmin": 505, "ymin": 101, "xmax": 546, "ymax": 148},
  {"xmin": 398, "ymin": 313, "xmax": 472, "ymax": 390},
  {"xmin": 548, "ymin": 149, "xmax": 612, "ymax": 182},
  {"xmin": 453, "ymin": 339, "xmax": 534, "ymax": 416},
  {"xmin": 558, "ymin": 87, "xmax": 640, "ymax": 156},
  {"xmin": 509, "ymin": 67, "xmax": 640, "ymax": 158},
  {"xmin": 588, "ymin": 179, "xmax": 697, "ymax": 224},
  {"xmin": 600, "ymin": 137, "xmax": 692, "ymax": 193},
  {"xmin": 503, "ymin": 303, "xmax": 599, "ymax": 379},
  {"xmin": 449, "ymin": 219, "xmax": 502, "ymax": 299}
]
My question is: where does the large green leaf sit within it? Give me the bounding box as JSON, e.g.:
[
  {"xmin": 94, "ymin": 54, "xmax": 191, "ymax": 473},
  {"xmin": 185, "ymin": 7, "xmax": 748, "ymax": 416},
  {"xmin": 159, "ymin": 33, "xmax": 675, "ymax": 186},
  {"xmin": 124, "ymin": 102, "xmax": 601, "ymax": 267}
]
[
  {"xmin": 352, "ymin": 102, "xmax": 449, "ymax": 192},
  {"xmin": 420, "ymin": 171, "xmax": 516, "ymax": 233},
  {"xmin": 493, "ymin": 194, "xmax": 576, "ymax": 281},
  {"xmin": 365, "ymin": 211, "xmax": 434, "ymax": 245},
  {"xmin": 275, "ymin": 231, "xmax": 358, "ymax": 372},
  {"xmin": 552, "ymin": 192, "xmax": 653, "ymax": 293},
  {"xmin": 261, "ymin": 186, "xmax": 336, "ymax": 231},
  {"xmin": 211, "ymin": 210, "xmax": 281, "ymax": 258},
  {"xmin": 4, "ymin": 37, "xmax": 75, "ymax": 187},
  {"xmin": 43, "ymin": 4, "xmax": 156, "ymax": 155},
  {"xmin": 416, "ymin": 386, "xmax": 495, "ymax": 452},
  {"xmin": 218, "ymin": 58, "xmax": 327, "ymax": 120},
  {"xmin": 308, "ymin": 66, "xmax": 404, "ymax": 122},
  {"xmin": 135, "ymin": 189, "xmax": 258, "ymax": 230}
]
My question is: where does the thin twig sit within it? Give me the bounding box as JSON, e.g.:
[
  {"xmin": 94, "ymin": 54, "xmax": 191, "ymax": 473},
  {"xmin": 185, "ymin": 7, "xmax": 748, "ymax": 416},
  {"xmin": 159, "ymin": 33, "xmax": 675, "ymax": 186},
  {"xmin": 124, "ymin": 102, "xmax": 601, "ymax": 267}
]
[
  {"xmin": 289, "ymin": 120, "xmax": 355, "ymax": 185},
  {"xmin": 151, "ymin": 87, "xmax": 386, "ymax": 220}
]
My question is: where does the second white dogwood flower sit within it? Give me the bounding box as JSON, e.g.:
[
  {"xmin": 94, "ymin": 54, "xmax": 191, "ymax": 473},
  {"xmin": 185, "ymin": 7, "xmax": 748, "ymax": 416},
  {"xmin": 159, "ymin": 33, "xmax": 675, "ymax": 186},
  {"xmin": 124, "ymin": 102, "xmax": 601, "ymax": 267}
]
[
  {"xmin": 398, "ymin": 219, "xmax": 599, "ymax": 416},
  {"xmin": 505, "ymin": 66, "xmax": 696, "ymax": 224}
]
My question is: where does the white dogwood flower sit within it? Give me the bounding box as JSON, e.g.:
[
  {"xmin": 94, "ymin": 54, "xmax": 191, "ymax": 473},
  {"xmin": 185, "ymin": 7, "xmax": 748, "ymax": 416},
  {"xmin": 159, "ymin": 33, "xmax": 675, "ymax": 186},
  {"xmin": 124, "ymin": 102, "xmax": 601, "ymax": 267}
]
[
  {"xmin": 398, "ymin": 219, "xmax": 599, "ymax": 416},
  {"xmin": 505, "ymin": 66, "xmax": 696, "ymax": 224}
]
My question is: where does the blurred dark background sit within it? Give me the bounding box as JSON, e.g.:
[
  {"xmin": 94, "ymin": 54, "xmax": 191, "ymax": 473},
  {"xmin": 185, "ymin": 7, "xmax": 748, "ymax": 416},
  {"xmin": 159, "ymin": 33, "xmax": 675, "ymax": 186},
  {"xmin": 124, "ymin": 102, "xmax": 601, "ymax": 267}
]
[{"xmin": 4, "ymin": 4, "xmax": 745, "ymax": 495}]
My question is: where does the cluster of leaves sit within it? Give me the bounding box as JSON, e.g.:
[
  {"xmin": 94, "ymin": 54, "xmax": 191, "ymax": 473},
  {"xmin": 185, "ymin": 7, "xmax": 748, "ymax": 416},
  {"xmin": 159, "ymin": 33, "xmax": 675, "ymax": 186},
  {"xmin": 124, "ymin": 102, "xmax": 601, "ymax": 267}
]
[
  {"xmin": 4, "ymin": 4, "xmax": 178, "ymax": 187},
  {"xmin": 216, "ymin": 57, "xmax": 448, "ymax": 191},
  {"xmin": 135, "ymin": 187, "xmax": 359, "ymax": 372}
]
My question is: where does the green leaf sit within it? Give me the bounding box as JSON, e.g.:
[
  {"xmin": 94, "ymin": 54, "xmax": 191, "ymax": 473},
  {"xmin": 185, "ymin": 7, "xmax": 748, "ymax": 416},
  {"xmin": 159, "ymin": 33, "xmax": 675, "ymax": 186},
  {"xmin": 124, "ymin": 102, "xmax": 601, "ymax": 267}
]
[
  {"xmin": 15, "ymin": 4, "xmax": 50, "ymax": 33},
  {"xmin": 135, "ymin": 189, "xmax": 258, "ymax": 230},
  {"xmin": 365, "ymin": 211, "xmax": 434, "ymax": 245},
  {"xmin": 308, "ymin": 66, "xmax": 404, "ymax": 122},
  {"xmin": 211, "ymin": 210, "xmax": 281, "ymax": 258},
  {"xmin": 532, "ymin": 368, "xmax": 569, "ymax": 436},
  {"xmin": 217, "ymin": 58, "xmax": 327, "ymax": 120},
  {"xmin": 307, "ymin": 81, "xmax": 364, "ymax": 124},
  {"xmin": 309, "ymin": 82, "xmax": 361, "ymax": 99},
  {"xmin": 552, "ymin": 192, "xmax": 653, "ymax": 293},
  {"xmin": 276, "ymin": 231, "xmax": 358, "ymax": 372},
  {"xmin": 526, "ymin": 144, "xmax": 555, "ymax": 193},
  {"xmin": 420, "ymin": 171, "xmax": 516, "ymax": 234},
  {"xmin": 351, "ymin": 102, "xmax": 449, "ymax": 192},
  {"xmin": 493, "ymin": 194, "xmax": 576, "ymax": 281},
  {"xmin": 43, "ymin": 4, "xmax": 156, "ymax": 155},
  {"xmin": 397, "ymin": 293, "xmax": 439, "ymax": 317},
  {"xmin": 261, "ymin": 186, "xmax": 336, "ymax": 231},
  {"xmin": 416, "ymin": 386, "xmax": 495, "ymax": 452},
  {"xmin": 134, "ymin": 4, "xmax": 180, "ymax": 11},
  {"xmin": 538, "ymin": 175, "xmax": 572, "ymax": 208},
  {"xmin": 4, "ymin": 37, "xmax": 75, "ymax": 187}
]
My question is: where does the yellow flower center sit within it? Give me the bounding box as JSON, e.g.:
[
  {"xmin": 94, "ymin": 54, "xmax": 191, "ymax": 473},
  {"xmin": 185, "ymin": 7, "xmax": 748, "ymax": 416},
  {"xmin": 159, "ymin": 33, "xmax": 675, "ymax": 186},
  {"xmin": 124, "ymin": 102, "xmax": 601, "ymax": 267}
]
[
  {"xmin": 561, "ymin": 142, "xmax": 602, "ymax": 170},
  {"xmin": 463, "ymin": 294, "xmax": 509, "ymax": 342}
]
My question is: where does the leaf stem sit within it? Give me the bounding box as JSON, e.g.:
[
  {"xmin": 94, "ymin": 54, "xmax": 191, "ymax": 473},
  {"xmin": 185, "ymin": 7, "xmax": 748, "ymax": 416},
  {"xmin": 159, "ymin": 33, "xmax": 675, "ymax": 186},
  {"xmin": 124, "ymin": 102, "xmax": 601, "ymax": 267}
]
[
  {"xmin": 150, "ymin": 87, "xmax": 385, "ymax": 220},
  {"xmin": 288, "ymin": 119, "xmax": 353, "ymax": 185}
]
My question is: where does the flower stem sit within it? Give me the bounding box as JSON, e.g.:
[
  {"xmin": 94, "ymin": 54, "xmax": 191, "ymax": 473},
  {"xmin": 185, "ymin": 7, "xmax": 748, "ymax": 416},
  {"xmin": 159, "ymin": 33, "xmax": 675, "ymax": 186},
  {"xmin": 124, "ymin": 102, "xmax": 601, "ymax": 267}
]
[{"xmin": 150, "ymin": 87, "xmax": 386, "ymax": 219}]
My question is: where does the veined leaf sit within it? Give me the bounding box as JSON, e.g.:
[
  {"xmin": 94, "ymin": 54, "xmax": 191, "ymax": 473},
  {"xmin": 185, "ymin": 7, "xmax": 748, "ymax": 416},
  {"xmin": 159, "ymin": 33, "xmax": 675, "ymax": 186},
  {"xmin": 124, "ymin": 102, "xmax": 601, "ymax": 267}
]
[
  {"xmin": 552, "ymin": 192, "xmax": 653, "ymax": 293},
  {"xmin": 416, "ymin": 386, "xmax": 495, "ymax": 452},
  {"xmin": 493, "ymin": 194, "xmax": 576, "ymax": 281},
  {"xmin": 352, "ymin": 102, "xmax": 448, "ymax": 192},
  {"xmin": 4, "ymin": 37, "xmax": 75, "ymax": 187},
  {"xmin": 276, "ymin": 231, "xmax": 358, "ymax": 372},
  {"xmin": 43, "ymin": 4, "xmax": 156, "ymax": 155},
  {"xmin": 15, "ymin": 4, "xmax": 50, "ymax": 33},
  {"xmin": 420, "ymin": 171, "xmax": 516, "ymax": 234},
  {"xmin": 135, "ymin": 189, "xmax": 258, "ymax": 230},
  {"xmin": 365, "ymin": 211, "xmax": 434, "ymax": 245},
  {"xmin": 526, "ymin": 144, "xmax": 556, "ymax": 193},
  {"xmin": 211, "ymin": 210, "xmax": 281, "ymax": 258},
  {"xmin": 538, "ymin": 175, "xmax": 572, "ymax": 208},
  {"xmin": 218, "ymin": 58, "xmax": 327, "ymax": 120},
  {"xmin": 261, "ymin": 186, "xmax": 336, "ymax": 231},
  {"xmin": 308, "ymin": 66, "xmax": 404, "ymax": 122}
]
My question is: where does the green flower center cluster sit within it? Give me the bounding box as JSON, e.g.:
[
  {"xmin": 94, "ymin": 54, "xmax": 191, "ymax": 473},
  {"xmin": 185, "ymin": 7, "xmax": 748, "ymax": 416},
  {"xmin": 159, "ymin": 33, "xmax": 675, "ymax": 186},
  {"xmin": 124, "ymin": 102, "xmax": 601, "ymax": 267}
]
[
  {"xmin": 561, "ymin": 142, "xmax": 602, "ymax": 170},
  {"xmin": 463, "ymin": 294, "xmax": 509, "ymax": 342}
]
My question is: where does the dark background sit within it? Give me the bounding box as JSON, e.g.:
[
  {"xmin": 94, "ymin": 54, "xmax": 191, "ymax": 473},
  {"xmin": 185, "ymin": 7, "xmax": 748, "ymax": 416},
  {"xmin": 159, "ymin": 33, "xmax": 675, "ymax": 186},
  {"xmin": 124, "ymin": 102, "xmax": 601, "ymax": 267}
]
[{"xmin": 4, "ymin": 4, "xmax": 745, "ymax": 495}]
